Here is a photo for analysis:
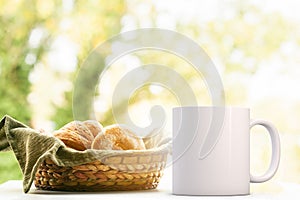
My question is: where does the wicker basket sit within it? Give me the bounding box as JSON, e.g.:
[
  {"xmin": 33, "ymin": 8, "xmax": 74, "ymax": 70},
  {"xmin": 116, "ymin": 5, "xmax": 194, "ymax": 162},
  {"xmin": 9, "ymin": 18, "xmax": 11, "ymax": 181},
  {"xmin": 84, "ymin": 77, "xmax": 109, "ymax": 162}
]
[{"xmin": 34, "ymin": 149, "xmax": 169, "ymax": 192}]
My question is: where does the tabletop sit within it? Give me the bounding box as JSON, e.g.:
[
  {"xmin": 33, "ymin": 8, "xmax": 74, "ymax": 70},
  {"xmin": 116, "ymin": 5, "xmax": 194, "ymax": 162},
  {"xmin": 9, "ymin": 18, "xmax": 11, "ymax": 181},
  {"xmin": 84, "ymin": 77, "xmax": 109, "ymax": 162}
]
[{"xmin": 0, "ymin": 168, "xmax": 300, "ymax": 200}]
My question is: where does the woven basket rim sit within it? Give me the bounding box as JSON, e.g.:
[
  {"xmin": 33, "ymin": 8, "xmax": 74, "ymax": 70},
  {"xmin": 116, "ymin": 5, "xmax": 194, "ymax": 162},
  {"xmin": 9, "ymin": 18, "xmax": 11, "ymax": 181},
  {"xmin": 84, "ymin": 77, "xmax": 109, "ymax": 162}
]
[
  {"xmin": 60, "ymin": 140, "xmax": 171, "ymax": 157},
  {"xmin": 46, "ymin": 141, "xmax": 171, "ymax": 167},
  {"xmin": 86, "ymin": 141, "xmax": 170, "ymax": 153}
]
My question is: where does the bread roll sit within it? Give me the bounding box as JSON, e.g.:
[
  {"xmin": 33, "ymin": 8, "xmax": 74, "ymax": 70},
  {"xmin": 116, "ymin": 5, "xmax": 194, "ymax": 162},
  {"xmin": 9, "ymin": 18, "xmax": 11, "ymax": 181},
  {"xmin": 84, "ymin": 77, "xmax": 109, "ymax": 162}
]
[
  {"xmin": 92, "ymin": 125, "xmax": 145, "ymax": 150},
  {"xmin": 53, "ymin": 121, "xmax": 94, "ymax": 151},
  {"xmin": 53, "ymin": 129, "xmax": 90, "ymax": 151},
  {"xmin": 83, "ymin": 120, "xmax": 103, "ymax": 138}
]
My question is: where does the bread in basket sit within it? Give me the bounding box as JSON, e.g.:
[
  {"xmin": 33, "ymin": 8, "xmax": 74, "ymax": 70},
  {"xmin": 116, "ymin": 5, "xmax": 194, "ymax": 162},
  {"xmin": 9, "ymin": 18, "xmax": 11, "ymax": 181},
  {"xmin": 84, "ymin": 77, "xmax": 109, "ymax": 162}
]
[{"xmin": 34, "ymin": 120, "xmax": 170, "ymax": 191}]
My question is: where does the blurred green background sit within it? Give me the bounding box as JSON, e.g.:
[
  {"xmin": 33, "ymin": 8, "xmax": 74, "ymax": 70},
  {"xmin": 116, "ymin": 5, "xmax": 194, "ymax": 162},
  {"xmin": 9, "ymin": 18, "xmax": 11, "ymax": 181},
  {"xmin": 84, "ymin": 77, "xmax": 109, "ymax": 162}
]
[{"xmin": 1, "ymin": 0, "xmax": 300, "ymax": 192}]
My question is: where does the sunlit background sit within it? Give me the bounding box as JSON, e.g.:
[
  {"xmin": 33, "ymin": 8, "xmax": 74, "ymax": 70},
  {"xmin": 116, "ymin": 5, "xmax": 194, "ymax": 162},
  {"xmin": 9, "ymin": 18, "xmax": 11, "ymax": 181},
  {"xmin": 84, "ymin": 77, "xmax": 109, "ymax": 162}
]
[{"xmin": 1, "ymin": 0, "xmax": 300, "ymax": 193}]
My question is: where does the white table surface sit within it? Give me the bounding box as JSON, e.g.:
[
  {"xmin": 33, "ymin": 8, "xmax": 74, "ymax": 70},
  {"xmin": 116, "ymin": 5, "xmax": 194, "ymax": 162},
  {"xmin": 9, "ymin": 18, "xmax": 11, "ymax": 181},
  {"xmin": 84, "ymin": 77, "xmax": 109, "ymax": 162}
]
[{"xmin": 0, "ymin": 168, "xmax": 299, "ymax": 200}]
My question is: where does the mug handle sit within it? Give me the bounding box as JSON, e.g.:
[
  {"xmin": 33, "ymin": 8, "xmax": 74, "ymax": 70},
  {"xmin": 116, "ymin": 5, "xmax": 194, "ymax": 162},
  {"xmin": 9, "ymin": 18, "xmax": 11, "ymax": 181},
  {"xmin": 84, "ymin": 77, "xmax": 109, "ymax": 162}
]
[{"xmin": 250, "ymin": 119, "xmax": 281, "ymax": 183}]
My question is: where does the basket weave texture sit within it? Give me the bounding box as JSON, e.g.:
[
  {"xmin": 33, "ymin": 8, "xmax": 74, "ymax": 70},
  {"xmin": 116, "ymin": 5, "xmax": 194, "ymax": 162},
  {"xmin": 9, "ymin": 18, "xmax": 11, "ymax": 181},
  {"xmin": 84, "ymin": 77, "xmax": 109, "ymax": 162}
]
[{"xmin": 34, "ymin": 149, "xmax": 168, "ymax": 191}]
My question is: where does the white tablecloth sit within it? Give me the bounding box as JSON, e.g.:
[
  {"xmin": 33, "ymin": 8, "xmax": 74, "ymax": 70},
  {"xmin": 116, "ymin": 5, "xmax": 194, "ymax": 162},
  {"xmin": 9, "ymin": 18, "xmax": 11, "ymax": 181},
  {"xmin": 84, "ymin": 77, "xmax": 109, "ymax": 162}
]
[{"xmin": 0, "ymin": 167, "xmax": 299, "ymax": 199}]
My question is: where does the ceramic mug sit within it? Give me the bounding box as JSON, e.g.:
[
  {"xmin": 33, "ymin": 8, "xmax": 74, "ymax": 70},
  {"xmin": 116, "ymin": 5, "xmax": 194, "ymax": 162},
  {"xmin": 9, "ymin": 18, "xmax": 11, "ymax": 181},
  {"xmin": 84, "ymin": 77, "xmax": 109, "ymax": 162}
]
[{"xmin": 172, "ymin": 106, "xmax": 280, "ymax": 195}]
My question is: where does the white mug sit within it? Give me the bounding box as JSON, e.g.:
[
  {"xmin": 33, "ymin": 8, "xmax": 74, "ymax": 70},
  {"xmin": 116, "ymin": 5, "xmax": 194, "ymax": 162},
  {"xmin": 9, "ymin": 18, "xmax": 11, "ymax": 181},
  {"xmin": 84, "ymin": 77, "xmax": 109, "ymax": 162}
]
[{"xmin": 172, "ymin": 106, "xmax": 280, "ymax": 195}]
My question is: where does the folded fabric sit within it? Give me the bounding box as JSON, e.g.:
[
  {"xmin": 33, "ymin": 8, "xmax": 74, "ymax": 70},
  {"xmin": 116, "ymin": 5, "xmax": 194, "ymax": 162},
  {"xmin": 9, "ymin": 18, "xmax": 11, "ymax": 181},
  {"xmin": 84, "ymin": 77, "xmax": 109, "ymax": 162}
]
[{"xmin": 0, "ymin": 115, "xmax": 170, "ymax": 193}]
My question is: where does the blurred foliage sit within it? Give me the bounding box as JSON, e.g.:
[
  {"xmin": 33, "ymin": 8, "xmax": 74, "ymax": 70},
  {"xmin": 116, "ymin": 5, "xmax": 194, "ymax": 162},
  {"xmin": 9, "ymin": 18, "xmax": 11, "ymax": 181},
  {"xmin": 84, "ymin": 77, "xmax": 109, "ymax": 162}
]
[
  {"xmin": 0, "ymin": 0, "xmax": 54, "ymax": 124},
  {"xmin": 0, "ymin": 0, "xmax": 125, "ymax": 184},
  {"xmin": 52, "ymin": 0, "xmax": 125, "ymax": 128},
  {"xmin": 173, "ymin": 6, "xmax": 300, "ymax": 108},
  {"xmin": 0, "ymin": 152, "xmax": 22, "ymax": 184}
]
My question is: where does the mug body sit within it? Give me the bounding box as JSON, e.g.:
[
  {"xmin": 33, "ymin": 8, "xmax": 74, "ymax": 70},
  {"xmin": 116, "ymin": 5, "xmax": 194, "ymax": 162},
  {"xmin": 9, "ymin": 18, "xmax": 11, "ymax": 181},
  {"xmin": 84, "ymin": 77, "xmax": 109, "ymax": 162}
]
[{"xmin": 172, "ymin": 106, "xmax": 250, "ymax": 195}]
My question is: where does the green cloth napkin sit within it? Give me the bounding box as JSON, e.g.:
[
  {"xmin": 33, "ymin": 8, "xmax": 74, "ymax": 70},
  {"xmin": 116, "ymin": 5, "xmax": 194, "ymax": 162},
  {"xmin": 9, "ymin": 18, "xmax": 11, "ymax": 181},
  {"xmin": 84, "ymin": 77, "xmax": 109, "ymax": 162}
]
[{"xmin": 0, "ymin": 115, "xmax": 170, "ymax": 193}]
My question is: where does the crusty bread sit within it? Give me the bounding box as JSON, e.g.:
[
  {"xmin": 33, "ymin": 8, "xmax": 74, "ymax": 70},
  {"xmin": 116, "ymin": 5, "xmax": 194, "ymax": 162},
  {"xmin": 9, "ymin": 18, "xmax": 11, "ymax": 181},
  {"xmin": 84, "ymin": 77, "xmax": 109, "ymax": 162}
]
[
  {"xmin": 53, "ymin": 121, "xmax": 145, "ymax": 151},
  {"xmin": 53, "ymin": 121, "xmax": 95, "ymax": 151},
  {"xmin": 91, "ymin": 125, "xmax": 146, "ymax": 150},
  {"xmin": 53, "ymin": 129, "xmax": 90, "ymax": 151},
  {"xmin": 83, "ymin": 120, "xmax": 103, "ymax": 138}
]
